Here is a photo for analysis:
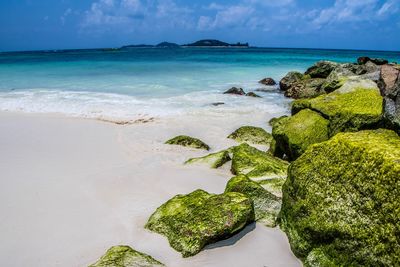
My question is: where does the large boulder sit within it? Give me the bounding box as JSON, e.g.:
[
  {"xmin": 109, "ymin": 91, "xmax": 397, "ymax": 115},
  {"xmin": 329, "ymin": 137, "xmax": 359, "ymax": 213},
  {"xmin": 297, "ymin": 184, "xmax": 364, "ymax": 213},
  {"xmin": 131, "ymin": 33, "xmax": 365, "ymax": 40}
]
[
  {"xmin": 227, "ymin": 126, "xmax": 272, "ymax": 146},
  {"xmin": 279, "ymin": 71, "xmax": 305, "ymax": 91},
  {"xmin": 225, "ymin": 175, "xmax": 281, "ymax": 227},
  {"xmin": 231, "ymin": 143, "xmax": 289, "ymax": 179},
  {"xmin": 284, "ymin": 78, "xmax": 326, "ymax": 99},
  {"xmin": 280, "ymin": 129, "xmax": 400, "ymax": 266},
  {"xmin": 165, "ymin": 135, "xmax": 210, "ymax": 150},
  {"xmin": 185, "ymin": 149, "xmax": 231, "ymax": 168},
  {"xmin": 89, "ymin": 246, "xmax": 164, "ymax": 267},
  {"xmin": 292, "ymin": 79, "xmax": 383, "ymax": 136},
  {"xmin": 304, "ymin": 61, "xmax": 338, "ymax": 78},
  {"xmin": 146, "ymin": 190, "xmax": 255, "ymax": 257},
  {"xmin": 272, "ymin": 109, "xmax": 329, "ymax": 161}
]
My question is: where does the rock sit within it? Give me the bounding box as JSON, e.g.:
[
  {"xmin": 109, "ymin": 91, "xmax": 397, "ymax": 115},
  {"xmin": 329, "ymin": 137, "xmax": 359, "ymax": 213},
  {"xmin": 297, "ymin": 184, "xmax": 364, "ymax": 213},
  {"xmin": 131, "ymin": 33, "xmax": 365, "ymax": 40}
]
[
  {"xmin": 258, "ymin": 178, "xmax": 286, "ymax": 198},
  {"xmin": 379, "ymin": 64, "xmax": 400, "ymax": 98},
  {"xmin": 231, "ymin": 143, "xmax": 289, "ymax": 179},
  {"xmin": 185, "ymin": 149, "xmax": 231, "ymax": 168},
  {"xmin": 145, "ymin": 190, "xmax": 255, "ymax": 257},
  {"xmin": 279, "ymin": 71, "xmax": 305, "ymax": 91},
  {"xmin": 357, "ymin": 56, "xmax": 371, "ymax": 65},
  {"xmin": 89, "ymin": 246, "xmax": 164, "ymax": 267},
  {"xmin": 268, "ymin": 116, "xmax": 288, "ymax": 127},
  {"xmin": 211, "ymin": 102, "xmax": 225, "ymax": 106},
  {"xmin": 304, "ymin": 61, "xmax": 338, "ymax": 78},
  {"xmin": 280, "ymin": 129, "xmax": 400, "ymax": 266},
  {"xmin": 225, "ymin": 175, "xmax": 281, "ymax": 227},
  {"xmin": 272, "ymin": 109, "xmax": 329, "ymax": 160},
  {"xmin": 227, "ymin": 126, "xmax": 273, "ymax": 145},
  {"xmin": 284, "ymin": 78, "xmax": 326, "ymax": 99},
  {"xmin": 246, "ymin": 92, "xmax": 261, "ymax": 97},
  {"xmin": 292, "ymin": 79, "xmax": 383, "ymax": 136},
  {"xmin": 223, "ymin": 87, "xmax": 245, "ymax": 95},
  {"xmin": 383, "ymin": 97, "xmax": 400, "ymax": 132},
  {"xmin": 320, "ymin": 66, "xmax": 353, "ymax": 93},
  {"xmin": 165, "ymin": 135, "xmax": 210, "ymax": 150},
  {"xmin": 358, "ymin": 56, "xmax": 389, "ymax": 66},
  {"xmin": 259, "ymin": 78, "xmax": 277, "ymax": 86}
]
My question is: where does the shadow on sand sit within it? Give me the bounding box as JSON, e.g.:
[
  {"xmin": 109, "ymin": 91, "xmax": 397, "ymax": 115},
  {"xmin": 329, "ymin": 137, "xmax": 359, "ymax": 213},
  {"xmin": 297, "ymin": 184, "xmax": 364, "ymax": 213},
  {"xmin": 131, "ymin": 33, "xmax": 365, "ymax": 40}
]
[{"xmin": 204, "ymin": 222, "xmax": 257, "ymax": 250}]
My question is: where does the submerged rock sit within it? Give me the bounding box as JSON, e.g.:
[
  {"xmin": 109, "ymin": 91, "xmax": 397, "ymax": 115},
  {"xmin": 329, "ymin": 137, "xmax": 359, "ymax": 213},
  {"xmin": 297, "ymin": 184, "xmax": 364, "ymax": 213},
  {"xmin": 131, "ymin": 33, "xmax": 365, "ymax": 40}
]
[
  {"xmin": 272, "ymin": 109, "xmax": 329, "ymax": 160},
  {"xmin": 259, "ymin": 77, "xmax": 277, "ymax": 86},
  {"xmin": 228, "ymin": 126, "xmax": 272, "ymax": 146},
  {"xmin": 225, "ymin": 175, "xmax": 281, "ymax": 227},
  {"xmin": 279, "ymin": 71, "xmax": 305, "ymax": 91},
  {"xmin": 89, "ymin": 246, "xmax": 164, "ymax": 267},
  {"xmin": 185, "ymin": 149, "xmax": 231, "ymax": 168},
  {"xmin": 165, "ymin": 135, "xmax": 210, "ymax": 150},
  {"xmin": 304, "ymin": 61, "xmax": 338, "ymax": 79},
  {"xmin": 231, "ymin": 143, "xmax": 289, "ymax": 179},
  {"xmin": 292, "ymin": 80, "xmax": 383, "ymax": 136},
  {"xmin": 280, "ymin": 129, "xmax": 400, "ymax": 266},
  {"xmin": 146, "ymin": 190, "xmax": 254, "ymax": 257},
  {"xmin": 246, "ymin": 92, "xmax": 261, "ymax": 98},
  {"xmin": 284, "ymin": 78, "xmax": 326, "ymax": 99},
  {"xmin": 211, "ymin": 102, "xmax": 225, "ymax": 106},
  {"xmin": 223, "ymin": 87, "xmax": 246, "ymax": 95}
]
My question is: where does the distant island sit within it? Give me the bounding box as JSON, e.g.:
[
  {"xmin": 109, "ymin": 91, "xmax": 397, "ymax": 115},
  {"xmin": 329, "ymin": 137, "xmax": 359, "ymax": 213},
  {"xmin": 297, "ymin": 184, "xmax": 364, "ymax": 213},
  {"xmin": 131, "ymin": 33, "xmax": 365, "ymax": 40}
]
[{"xmin": 120, "ymin": 39, "xmax": 249, "ymax": 49}]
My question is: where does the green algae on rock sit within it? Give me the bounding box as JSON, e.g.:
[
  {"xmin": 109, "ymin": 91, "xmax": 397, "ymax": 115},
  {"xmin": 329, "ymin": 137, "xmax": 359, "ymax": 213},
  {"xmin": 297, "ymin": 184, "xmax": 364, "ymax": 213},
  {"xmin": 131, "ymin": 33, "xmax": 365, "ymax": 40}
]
[
  {"xmin": 89, "ymin": 246, "xmax": 164, "ymax": 267},
  {"xmin": 272, "ymin": 109, "xmax": 329, "ymax": 160},
  {"xmin": 280, "ymin": 129, "xmax": 400, "ymax": 266},
  {"xmin": 185, "ymin": 149, "xmax": 231, "ymax": 168},
  {"xmin": 279, "ymin": 71, "xmax": 306, "ymax": 91},
  {"xmin": 292, "ymin": 82, "xmax": 383, "ymax": 136},
  {"xmin": 258, "ymin": 178, "xmax": 286, "ymax": 198},
  {"xmin": 284, "ymin": 78, "xmax": 326, "ymax": 99},
  {"xmin": 225, "ymin": 175, "xmax": 281, "ymax": 227},
  {"xmin": 145, "ymin": 190, "xmax": 255, "ymax": 257},
  {"xmin": 304, "ymin": 61, "xmax": 338, "ymax": 79},
  {"xmin": 231, "ymin": 143, "xmax": 289, "ymax": 179},
  {"xmin": 165, "ymin": 135, "xmax": 210, "ymax": 150},
  {"xmin": 227, "ymin": 126, "xmax": 273, "ymax": 145}
]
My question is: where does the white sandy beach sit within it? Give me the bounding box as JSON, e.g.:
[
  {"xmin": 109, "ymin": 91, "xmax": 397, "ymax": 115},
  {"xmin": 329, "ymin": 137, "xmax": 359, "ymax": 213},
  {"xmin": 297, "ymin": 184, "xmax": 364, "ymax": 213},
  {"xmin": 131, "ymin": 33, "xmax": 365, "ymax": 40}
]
[{"xmin": 0, "ymin": 111, "xmax": 301, "ymax": 267}]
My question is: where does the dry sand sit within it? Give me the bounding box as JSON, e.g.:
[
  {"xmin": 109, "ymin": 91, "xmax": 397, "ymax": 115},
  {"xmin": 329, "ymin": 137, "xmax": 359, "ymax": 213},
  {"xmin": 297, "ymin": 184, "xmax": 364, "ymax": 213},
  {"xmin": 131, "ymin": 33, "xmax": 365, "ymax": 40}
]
[{"xmin": 0, "ymin": 111, "xmax": 301, "ymax": 267}]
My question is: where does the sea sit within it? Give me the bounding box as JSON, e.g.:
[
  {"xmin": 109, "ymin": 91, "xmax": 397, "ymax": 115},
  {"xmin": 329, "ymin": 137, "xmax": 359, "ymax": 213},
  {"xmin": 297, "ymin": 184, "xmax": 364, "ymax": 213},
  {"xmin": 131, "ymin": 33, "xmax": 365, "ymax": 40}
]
[{"xmin": 0, "ymin": 48, "xmax": 398, "ymax": 121}]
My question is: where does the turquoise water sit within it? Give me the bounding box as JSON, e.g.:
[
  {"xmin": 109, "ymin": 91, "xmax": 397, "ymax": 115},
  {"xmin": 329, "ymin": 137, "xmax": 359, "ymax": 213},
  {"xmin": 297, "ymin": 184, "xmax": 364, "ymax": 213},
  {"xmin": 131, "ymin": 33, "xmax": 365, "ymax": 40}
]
[{"xmin": 0, "ymin": 48, "xmax": 398, "ymax": 120}]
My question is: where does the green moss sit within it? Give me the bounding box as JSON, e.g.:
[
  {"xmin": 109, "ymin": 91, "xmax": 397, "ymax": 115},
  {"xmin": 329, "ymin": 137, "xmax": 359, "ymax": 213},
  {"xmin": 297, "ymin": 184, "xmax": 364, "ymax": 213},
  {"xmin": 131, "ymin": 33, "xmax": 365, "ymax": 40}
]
[
  {"xmin": 292, "ymin": 87, "xmax": 383, "ymax": 136},
  {"xmin": 268, "ymin": 116, "xmax": 288, "ymax": 127},
  {"xmin": 165, "ymin": 135, "xmax": 210, "ymax": 150},
  {"xmin": 227, "ymin": 126, "xmax": 273, "ymax": 145},
  {"xmin": 225, "ymin": 175, "xmax": 281, "ymax": 227},
  {"xmin": 280, "ymin": 129, "xmax": 400, "ymax": 266},
  {"xmin": 88, "ymin": 246, "xmax": 164, "ymax": 267},
  {"xmin": 185, "ymin": 149, "xmax": 231, "ymax": 168},
  {"xmin": 231, "ymin": 143, "xmax": 289, "ymax": 179},
  {"xmin": 321, "ymin": 76, "xmax": 348, "ymax": 93},
  {"xmin": 258, "ymin": 178, "xmax": 286, "ymax": 198},
  {"xmin": 145, "ymin": 190, "xmax": 255, "ymax": 257},
  {"xmin": 272, "ymin": 109, "xmax": 329, "ymax": 160}
]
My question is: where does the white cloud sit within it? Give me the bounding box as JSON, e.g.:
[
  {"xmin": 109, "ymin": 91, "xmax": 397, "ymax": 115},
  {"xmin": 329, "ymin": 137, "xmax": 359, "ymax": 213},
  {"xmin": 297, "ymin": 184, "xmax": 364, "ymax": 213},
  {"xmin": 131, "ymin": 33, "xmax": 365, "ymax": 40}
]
[{"xmin": 197, "ymin": 5, "xmax": 254, "ymax": 30}]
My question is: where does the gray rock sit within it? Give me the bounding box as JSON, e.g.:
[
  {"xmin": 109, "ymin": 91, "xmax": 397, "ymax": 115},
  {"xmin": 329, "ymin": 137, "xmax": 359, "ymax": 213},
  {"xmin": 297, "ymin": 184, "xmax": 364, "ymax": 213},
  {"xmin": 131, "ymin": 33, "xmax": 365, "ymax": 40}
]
[
  {"xmin": 259, "ymin": 77, "xmax": 277, "ymax": 85},
  {"xmin": 304, "ymin": 61, "xmax": 338, "ymax": 78},
  {"xmin": 224, "ymin": 87, "xmax": 246, "ymax": 95},
  {"xmin": 279, "ymin": 72, "xmax": 304, "ymax": 91}
]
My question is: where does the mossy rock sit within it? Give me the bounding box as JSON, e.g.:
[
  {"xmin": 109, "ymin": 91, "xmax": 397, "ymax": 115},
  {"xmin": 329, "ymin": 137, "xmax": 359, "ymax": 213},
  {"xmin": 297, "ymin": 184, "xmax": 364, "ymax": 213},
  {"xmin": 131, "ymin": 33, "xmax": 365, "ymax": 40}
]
[
  {"xmin": 227, "ymin": 126, "xmax": 273, "ymax": 145},
  {"xmin": 258, "ymin": 178, "xmax": 286, "ymax": 198},
  {"xmin": 284, "ymin": 78, "xmax": 326, "ymax": 99},
  {"xmin": 185, "ymin": 149, "xmax": 231, "ymax": 168},
  {"xmin": 272, "ymin": 109, "xmax": 329, "ymax": 160},
  {"xmin": 268, "ymin": 116, "xmax": 288, "ymax": 127},
  {"xmin": 225, "ymin": 175, "xmax": 281, "ymax": 227},
  {"xmin": 280, "ymin": 129, "xmax": 400, "ymax": 266},
  {"xmin": 145, "ymin": 190, "xmax": 255, "ymax": 257},
  {"xmin": 292, "ymin": 82, "xmax": 383, "ymax": 136},
  {"xmin": 231, "ymin": 143, "xmax": 289, "ymax": 179},
  {"xmin": 89, "ymin": 246, "xmax": 164, "ymax": 267},
  {"xmin": 165, "ymin": 135, "xmax": 210, "ymax": 150},
  {"xmin": 304, "ymin": 61, "xmax": 338, "ymax": 79},
  {"xmin": 279, "ymin": 71, "xmax": 305, "ymax": 91}
]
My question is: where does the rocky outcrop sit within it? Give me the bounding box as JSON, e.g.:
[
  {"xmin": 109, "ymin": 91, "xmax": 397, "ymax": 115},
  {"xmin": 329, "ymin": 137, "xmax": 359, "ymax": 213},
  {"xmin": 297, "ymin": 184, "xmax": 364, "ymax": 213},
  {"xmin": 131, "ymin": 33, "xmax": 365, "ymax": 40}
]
[
  {"xmin": 165, "ymin": 135, "xmax": 210, "ymax": 150},
  {"xmin": 304, "ymin": 61, "xmax": 338, "ymax": 79},
  {"xmin": 259, "ymin": 78, "xmax": 277, "ymax": 85},
  {"xmin": 228, "ymin": 126, "xmax": 272, "ymax": 146},
  {"xmin": 89, "ymin": 246, "xmax": 164, "ymax": 267},
  {"xmin": 225, "ymin": 175, "xmax": 281, "ymax": 227},
  {"xmin": 280, "ymin": 129, "xmax": 400, "ymax": 266},
  {"xmin": 231, "ymin": 143, "xmax": 288, "ymax": 179},
  {"xmin": 272, "ymin": 109, "xmax": 329, "ymax": 160},
  {"xmin": 292, "ymin": 79, "xmax": 383, "ymax": 136},
  {"xmin": 223, "ymin": 87, "xmax": 246, "ymax": 95},
  {"xmin": 279, "ymin": 72, "xmax": 305, "ymax": 91},
  {"xmin": 146, "ymin": 190, "xmax": 254, "ymax": 257},
  {"xmin": 284, "ymin": 78, "xmax": 325, "ymax": 99},
  {"xmin": 185, "ymin": 149, "xmax": 231, "ymax": 168}
]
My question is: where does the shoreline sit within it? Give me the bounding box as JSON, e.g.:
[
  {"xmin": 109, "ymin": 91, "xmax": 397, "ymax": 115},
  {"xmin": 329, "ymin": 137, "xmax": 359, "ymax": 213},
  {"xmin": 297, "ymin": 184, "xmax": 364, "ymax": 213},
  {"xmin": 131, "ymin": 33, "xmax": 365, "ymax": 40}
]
[{"xmin": 0, "ymin": 111, "xmax": 301, "ymax": 266}]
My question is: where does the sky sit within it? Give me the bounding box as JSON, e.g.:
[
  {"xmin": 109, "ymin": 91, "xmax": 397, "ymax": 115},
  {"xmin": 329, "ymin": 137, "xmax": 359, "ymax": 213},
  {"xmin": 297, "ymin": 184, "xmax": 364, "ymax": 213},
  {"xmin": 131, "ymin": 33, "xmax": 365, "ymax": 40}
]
[{"xmin": 0, "ymin": 0, "xmax": 399, "ymax": 52}]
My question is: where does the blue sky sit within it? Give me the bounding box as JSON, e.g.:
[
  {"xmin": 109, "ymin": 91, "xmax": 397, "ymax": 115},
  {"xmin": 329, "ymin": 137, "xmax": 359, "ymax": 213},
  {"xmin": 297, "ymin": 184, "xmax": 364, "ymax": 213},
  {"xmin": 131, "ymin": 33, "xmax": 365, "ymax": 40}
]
[{"xmin": 0, "ymin": 0, "xmax": 399, "ymax": 51}]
